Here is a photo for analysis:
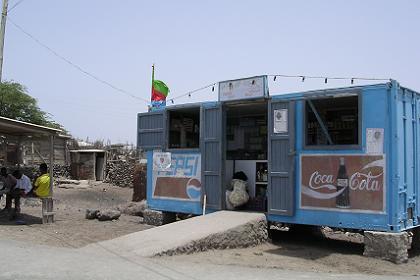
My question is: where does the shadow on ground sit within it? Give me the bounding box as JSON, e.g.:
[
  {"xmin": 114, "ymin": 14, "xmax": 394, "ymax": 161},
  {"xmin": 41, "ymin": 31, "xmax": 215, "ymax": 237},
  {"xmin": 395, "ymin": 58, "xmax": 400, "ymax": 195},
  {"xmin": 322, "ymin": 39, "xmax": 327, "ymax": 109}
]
[
  {"xmin": 0, "ymin": 212, "xmax": 42, "ymax": 225},
  {"xmin": 266, "ymin": 228, "xmax": 364, "ymax": 260}
]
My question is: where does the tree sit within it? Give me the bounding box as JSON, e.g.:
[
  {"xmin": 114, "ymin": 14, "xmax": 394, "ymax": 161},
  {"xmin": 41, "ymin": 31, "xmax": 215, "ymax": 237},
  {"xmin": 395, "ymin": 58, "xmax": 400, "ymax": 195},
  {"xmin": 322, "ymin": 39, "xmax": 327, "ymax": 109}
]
[{"xmin": 0, "ymin": 81, "xmax": 65, "ymax": 131}]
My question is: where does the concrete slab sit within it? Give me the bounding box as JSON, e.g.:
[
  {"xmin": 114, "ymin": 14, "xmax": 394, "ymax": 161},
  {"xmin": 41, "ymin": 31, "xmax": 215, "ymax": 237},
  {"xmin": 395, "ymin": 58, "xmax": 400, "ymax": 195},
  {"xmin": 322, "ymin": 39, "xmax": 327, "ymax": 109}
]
[{"xmin": 87, "ymin": 211, "xmax": 267, "ymax": 258}]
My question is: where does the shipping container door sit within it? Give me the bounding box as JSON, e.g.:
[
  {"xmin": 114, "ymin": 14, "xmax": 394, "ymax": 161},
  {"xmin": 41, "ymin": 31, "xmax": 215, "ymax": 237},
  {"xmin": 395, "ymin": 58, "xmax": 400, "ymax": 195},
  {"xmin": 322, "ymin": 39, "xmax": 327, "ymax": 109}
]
[
  {"xmin": 201, "ymin": 102, "xmax": 223, "ymax": 210},
  {"xmin": 137, "ymin": 110, "xmax": 166, "ymax": 150},
  {"xmin": 268, "ymin": 99, "xmax": 295, "ymax": 216}
]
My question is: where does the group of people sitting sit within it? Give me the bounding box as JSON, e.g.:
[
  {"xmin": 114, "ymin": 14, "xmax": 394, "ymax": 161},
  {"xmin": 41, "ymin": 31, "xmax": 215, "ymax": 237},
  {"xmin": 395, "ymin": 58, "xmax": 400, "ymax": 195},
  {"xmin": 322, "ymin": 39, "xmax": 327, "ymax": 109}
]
[{"xmin": 0, "ymin": 163, "xmax": 51, "ymax": 220}]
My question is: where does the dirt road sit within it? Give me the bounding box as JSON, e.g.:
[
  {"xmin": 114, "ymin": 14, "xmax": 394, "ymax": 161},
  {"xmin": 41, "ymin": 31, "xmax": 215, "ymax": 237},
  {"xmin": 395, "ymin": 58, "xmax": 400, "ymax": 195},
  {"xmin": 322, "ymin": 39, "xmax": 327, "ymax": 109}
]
[
  {"xmin": 0, "ymin": 183, "xmax": 418, "ymax": 276},
  {"xmin": 0, "ymin": 182, "xmax": 152, "ymax": 248}
]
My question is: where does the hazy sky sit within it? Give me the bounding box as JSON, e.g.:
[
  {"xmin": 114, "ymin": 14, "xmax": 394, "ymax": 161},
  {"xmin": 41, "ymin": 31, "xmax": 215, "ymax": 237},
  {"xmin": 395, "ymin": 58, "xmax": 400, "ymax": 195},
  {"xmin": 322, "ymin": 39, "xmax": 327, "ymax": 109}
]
[{"xmin": 4, "ymin": 1, "xmax": 420, "ymax": 143}]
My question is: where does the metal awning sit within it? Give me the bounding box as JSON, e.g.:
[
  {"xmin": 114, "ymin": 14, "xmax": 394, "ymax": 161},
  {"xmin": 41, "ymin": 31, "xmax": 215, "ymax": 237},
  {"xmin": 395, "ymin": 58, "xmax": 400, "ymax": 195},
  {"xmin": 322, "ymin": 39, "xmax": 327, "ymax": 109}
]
[
  {"xmin": 0, "ymin": 116, "xmax": 61, "ymax": 136},
  {"xmin": 0, "ymin": 117, "xmax": 61, "ymax": 218}
]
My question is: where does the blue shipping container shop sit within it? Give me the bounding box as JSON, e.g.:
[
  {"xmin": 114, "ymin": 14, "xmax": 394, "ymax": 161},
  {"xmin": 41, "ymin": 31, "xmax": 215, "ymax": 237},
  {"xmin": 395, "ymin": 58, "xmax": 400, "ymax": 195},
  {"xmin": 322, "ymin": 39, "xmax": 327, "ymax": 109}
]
[{"xmin": 138, "ymin": 76, "xmax": 420, "ymax": 233}]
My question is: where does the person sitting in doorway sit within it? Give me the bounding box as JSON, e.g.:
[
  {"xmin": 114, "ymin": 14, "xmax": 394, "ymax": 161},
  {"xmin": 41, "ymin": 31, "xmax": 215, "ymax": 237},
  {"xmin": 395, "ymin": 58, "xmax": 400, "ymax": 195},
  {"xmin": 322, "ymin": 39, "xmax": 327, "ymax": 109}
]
[
  {"xmin": 32, "ymin": 163, "xmax": 51, "ymax": 198},
  {"xmin": 0, "ymin": 167, "xmax": 17, "ymax": 215}
]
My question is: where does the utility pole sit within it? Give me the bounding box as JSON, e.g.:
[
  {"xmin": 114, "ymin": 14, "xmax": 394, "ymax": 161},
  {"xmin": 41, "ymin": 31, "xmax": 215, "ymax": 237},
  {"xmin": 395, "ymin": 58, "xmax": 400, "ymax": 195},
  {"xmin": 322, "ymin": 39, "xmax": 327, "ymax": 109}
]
[{"xmin": 0, "ymin": 0, "xmax": 8, "ymax": 82}]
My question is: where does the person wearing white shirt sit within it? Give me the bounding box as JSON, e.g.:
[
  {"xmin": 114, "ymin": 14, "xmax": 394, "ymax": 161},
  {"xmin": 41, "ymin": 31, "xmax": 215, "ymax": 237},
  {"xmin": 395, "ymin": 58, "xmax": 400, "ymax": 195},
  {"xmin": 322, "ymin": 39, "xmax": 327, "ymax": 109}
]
[
  {"xmin": 11, "ymin": 170, "xmax": 33, "ymax": 217},
  {"xmin": 13, "ymin": 170, "xmax": 33, "ymax": 195}
]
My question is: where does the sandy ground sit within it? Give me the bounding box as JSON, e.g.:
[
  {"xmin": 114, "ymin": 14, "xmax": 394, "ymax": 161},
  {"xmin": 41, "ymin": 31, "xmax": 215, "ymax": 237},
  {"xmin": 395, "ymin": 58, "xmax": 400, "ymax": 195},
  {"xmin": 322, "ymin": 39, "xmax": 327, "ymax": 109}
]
[
  {"xmin": 0, "ymin": 182, "xmax": 152, "ymax": 248},
  {"xmin": 163, "ymin": 228, "xmax": 420, "ymax": 276},
  {"xmin": 0, "ymin": 183, "xmax": 419, "ymax": 276}
]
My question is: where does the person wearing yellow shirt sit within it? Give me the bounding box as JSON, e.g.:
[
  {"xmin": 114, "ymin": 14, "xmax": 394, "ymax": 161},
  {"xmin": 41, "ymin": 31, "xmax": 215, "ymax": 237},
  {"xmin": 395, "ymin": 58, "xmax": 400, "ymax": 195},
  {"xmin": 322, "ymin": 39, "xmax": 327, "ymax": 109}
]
[{"xmin": 33, "ymin": 163, "xmax": 51, "ymax": 198}]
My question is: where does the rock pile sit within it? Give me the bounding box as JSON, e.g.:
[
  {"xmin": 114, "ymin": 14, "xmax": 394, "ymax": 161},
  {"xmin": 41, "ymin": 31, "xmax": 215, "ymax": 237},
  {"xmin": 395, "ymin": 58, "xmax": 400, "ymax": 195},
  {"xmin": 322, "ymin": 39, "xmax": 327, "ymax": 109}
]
[
  {"xmin": 104, "ymin": 160, "xmax": 134, "ymax": 188},
  {"xmin": 85, "ymin": 209, "xmax": 121, "ymax": 221}
]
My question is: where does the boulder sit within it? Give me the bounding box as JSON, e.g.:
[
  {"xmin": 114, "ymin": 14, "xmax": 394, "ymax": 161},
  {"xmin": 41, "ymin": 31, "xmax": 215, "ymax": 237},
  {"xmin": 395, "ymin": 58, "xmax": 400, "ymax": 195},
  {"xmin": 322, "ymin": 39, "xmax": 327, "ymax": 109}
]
[
  {"xmin": 85, "ymin": 209, "xmax": 99, "ymax": 220},
  {"xmin": 364, "ymin": 231, "xmax": 409, "ymax": 264},
  {"xmin": 97, "ymin": 210, "xmax": 121, "ymax": 221},
  {"xmin": 143, "ymin": 209, "xmax": 176, "ymax": 226},
  {"xmin": 122, "ymin": 200, "xmax": 147, "ymax": 217}
]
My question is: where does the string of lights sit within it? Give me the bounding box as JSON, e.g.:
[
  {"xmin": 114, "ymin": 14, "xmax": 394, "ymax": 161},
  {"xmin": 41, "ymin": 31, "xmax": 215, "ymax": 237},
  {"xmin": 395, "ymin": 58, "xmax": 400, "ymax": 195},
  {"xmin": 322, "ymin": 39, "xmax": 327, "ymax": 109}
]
[
  {"xmin": 168, "ymin": 82, "xmax": 217, "ymax": 104},
  {"xmin": 167, "ymin": 74, "xmax": 391, "ymax": 105},
  {"xmin": 268, "ymin": 74, "xmax": 391, "ymax": 85}
]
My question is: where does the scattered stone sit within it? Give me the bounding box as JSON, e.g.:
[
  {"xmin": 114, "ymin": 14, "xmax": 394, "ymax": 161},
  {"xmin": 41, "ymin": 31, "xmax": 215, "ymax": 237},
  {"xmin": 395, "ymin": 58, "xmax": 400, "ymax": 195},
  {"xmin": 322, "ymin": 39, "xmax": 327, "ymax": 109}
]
[
  {"xmin": 363, "ymin": 231, "xmax": 409, "ymax": 264},
  {"xmin": 97, "ymin": 210, "xmax": 121, "ymax": 221},
  {"xmin": 85, "ymin": 209, "xmax": 99, "ymax": 220},
  {"xmin": 121, "ymin": 200, "xmax": 147, "ymax": 217}
]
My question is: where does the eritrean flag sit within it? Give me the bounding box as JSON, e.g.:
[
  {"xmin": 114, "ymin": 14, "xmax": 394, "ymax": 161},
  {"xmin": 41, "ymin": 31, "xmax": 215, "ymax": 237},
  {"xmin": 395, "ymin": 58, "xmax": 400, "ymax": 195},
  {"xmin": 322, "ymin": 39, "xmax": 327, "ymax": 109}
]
[{"xmin": 151, "ymin": 80, "xmax": 169, "ymax": 101}]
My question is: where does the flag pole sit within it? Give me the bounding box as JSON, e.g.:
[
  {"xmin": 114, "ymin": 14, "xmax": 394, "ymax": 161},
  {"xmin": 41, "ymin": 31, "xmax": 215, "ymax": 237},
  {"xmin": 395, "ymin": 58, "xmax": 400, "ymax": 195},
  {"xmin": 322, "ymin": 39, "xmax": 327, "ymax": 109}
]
[
  {"xmin": 152, "ymin": 63, "xmax": 155, "ymax": 83},
  {"xmin": 149, "ymin": 64, "xmax": 155, "ymax": 111},
  {"xmin": 151, "ymin": 63, "xmax": 155, "ymax": 96}
]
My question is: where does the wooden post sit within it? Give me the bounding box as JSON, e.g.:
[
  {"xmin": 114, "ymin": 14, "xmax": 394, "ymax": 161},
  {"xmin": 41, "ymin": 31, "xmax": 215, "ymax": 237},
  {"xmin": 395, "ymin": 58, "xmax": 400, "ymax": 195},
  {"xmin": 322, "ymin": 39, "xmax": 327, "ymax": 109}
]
[{"xmin": 31, "ymin": 141, "xmax": 34, "ymax": 165}]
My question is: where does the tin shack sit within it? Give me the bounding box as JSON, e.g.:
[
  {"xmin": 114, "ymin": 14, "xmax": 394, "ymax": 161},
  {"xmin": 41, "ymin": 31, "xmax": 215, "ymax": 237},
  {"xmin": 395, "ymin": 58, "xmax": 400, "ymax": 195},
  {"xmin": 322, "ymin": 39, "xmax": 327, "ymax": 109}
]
[{"xmin": 138, "ymin": 76, "xmax": 420, "ymax": 235}]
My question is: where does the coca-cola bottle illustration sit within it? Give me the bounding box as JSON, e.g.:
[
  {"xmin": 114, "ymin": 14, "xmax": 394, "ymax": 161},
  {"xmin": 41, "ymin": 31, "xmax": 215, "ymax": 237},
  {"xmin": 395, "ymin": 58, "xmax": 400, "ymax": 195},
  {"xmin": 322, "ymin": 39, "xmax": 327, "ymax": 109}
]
[{"xmin": 336, "ymin": 157, "xmax": 350, "ymax": 208}]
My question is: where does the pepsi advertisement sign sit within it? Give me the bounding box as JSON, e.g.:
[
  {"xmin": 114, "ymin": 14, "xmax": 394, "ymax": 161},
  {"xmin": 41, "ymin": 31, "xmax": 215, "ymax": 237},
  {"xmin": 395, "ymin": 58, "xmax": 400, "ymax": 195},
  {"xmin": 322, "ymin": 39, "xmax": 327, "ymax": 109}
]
[{"xmin": 152, "ymin": 152, "xmax": 201, "ymax": 201}]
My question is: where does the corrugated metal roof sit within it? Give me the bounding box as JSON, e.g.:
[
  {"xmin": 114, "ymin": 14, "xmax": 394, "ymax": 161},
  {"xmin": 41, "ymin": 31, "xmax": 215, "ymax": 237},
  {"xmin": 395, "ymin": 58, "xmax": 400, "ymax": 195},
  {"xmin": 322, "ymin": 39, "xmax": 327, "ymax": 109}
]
[{"xmin": 0, "ymin": 116, "xmax": 61, "ymax": 136}]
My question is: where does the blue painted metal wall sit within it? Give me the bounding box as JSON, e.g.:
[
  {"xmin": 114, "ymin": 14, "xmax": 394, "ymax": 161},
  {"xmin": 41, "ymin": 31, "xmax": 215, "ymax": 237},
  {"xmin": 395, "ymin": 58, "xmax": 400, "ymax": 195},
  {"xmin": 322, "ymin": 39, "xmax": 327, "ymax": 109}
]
[
  {"xmin": 140, "ymin": 81, "xmax": 420, "ymax": 232},
  {"xmin": 393, "ymin": 84, "xmax": 420, "ymax": 231},
  {"xmin": 267, "ymin": 82, "xmax": 420, "ymax": 232},
  {"xmin": 146, "ymin": 150, "xmax": 203, "ymax": 215}
]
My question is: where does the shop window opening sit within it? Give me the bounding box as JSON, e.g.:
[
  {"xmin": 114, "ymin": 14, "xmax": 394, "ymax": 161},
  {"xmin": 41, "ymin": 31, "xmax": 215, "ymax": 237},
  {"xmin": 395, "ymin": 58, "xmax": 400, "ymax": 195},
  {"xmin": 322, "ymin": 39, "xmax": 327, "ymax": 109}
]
[
  {"xmin": 305, "ymin": 95, "xmax": 359, "ymax": 146},
  {"xmin": 168, "ymin": 108, "xmax": 200, "ymax": 149}
]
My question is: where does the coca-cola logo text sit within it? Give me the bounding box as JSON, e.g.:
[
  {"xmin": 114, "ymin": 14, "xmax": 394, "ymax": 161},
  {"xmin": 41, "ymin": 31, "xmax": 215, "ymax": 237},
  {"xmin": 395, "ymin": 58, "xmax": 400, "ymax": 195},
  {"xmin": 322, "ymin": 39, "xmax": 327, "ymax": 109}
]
[{"xmin": 308, "ymin": 170, "xmax": 382, "ymax": 192}]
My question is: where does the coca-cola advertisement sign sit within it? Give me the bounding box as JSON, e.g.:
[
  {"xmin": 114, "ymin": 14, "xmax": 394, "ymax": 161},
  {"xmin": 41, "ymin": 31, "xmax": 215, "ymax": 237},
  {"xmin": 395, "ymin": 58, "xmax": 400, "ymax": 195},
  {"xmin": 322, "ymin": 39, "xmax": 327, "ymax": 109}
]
[{"xmin": 300, "ymin": 155, "xmax": 385, "ymax": 212}]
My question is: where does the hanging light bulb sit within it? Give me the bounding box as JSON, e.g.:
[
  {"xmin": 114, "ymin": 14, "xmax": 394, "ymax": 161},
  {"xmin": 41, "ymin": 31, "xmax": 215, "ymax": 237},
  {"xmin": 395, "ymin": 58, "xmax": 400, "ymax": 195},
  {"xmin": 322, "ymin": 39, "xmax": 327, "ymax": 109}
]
[
  {"xmin": 324, "ymin": 78, "xmax": 328, "ymax": 84},
  {"xmin": 212, "ymin": 85, "xmax": 215, "ymax": 92},
  {"xmin": 274, "ymin": 76, "xmax": 277, "ymax": 81},
  {"xmin": 351, "ymin": 78, "xmax": 354, "ymax": 84},
  {"xmin": 301, "ymin": 76, "xmax": 305, "ymax": 82},
  {"xmin": 188, "ymin": 93, "xmax": 191, "ymax": 98},
  {"xmin": 171, "ymin": 99, "xmax": 174, "ymax": 104}
]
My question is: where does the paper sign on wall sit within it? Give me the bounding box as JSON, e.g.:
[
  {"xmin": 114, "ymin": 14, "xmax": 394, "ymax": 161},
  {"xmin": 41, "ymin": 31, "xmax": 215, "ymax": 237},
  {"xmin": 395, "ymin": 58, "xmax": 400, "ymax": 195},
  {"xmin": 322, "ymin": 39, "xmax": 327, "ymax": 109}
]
[
  {"xmin": 274, "ymin": 109, "xmax": 288, "ymax": 133},
  {"xmin": 153, "ymin": 152, "xmax": 172, "ymax": 171},
  {"xmin": 366, "ymin": 128, "xmax": 384, "ymax": 155}
]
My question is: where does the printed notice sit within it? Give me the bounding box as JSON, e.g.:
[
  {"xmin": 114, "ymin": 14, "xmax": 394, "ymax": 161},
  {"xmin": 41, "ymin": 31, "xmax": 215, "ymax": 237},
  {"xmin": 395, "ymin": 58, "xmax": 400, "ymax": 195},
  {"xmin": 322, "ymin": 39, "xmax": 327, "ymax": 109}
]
[
  {"xmin": 153, "ymin": 152, "xmax": 172, "ymax": 171},
  {"xmin": 366, "ymin": 128, "xmax": 384, "ymax": 155},
  {"xmin": 274, "ymin": 109, "xmax": 288, "ymax": 133}
]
